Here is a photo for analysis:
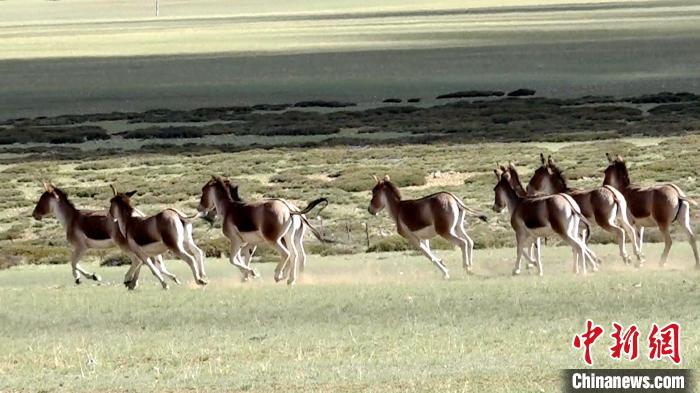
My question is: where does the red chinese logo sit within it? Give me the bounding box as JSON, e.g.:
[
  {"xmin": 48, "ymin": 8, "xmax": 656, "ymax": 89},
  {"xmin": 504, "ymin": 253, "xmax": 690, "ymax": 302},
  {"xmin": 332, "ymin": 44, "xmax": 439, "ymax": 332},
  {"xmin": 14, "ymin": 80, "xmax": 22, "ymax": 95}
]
[
  {"xmin": 610, "ymin": 322, "xmax": 639, "ymax": 361},
  {"xmin": 573, "ymin": 319, "xmax": 604, "ymax": 365},
  {"xmin": 573, "ymin": 321, "xmax": 681, "ymax": 365},
  {"xmin": 648, "ymin": 322, "xmax": 681, "ymax": 364}
]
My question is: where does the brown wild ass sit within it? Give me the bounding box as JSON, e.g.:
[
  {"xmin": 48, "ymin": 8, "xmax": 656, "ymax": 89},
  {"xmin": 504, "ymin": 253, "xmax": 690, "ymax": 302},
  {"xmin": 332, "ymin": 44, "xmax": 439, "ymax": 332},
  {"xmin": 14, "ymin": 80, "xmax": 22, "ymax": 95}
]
[
  {"xmin": 493, "ymin": 167, "xmax": 599, "ymax": 275},
  {"xmin": 32, "ymin": 183, "xmax": 178, "ymax": 286},
  {"xmin": 368, "ymin": 175, "xmax": 486, "ymax": 278},
  {"xmin": 199, "ymin": 180, "xmax": 259, "ymax": 281},
  {"xmin": 108, "ymin": 186, "xmax": 208, "ymax": 289},
  {"xmin": 197, "ymin": 176, "xmax": 327, "ymax": 285},
  {"xmin": 526, "ymin": 154, "xmax": 640, "ymax": 264},
  {"xmin": 210, "ymin": 179, "xmax": 315, "ymax": 282},
  {"xmin": 603, "ymin": 154, "xmax": 699, "ymax": 267}
]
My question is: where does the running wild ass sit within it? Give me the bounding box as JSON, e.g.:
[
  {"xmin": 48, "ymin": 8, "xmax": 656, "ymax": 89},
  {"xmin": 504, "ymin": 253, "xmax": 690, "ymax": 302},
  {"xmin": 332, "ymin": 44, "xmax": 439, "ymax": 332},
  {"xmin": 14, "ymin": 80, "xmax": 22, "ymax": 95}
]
[
  {"xmin": 197, "ymin": 176, "xmax": 327, "ymax": 285},
  {"xmin": 603, "ymin": 154, "xmax": 699, "ymax": 267},
  {"xmin": 108, "ymin": 186, "xmax": 208, "ymax": 289},
  {"xmin": 368, "ymin": 175, "xmax": 486, "ymax": 278},
  {"xmin": 493, "ymin": 167, "xmax": 599, "ymax": 275},
  {"xmin": 526, "ymin": 154, "xmax": 639, "ymax": 264},
  {"xmin": 32, "ymin": 183, "xmax": 178, "ymax": 286}
]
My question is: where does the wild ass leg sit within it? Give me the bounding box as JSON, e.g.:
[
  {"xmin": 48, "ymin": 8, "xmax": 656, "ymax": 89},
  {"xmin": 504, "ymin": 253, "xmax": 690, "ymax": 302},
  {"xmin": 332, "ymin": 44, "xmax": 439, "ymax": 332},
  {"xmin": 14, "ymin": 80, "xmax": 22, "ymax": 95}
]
[
  {"xmin": 513, "ymin": 233, "xmax": 534, "ymax": 276},
  {"xmin": 294, "ymin": 219, "xmax": 308, "ymax": 272},
  {"xmin": 659, "ymin": 224, "xmax": 673, "ymax": 267},
  {"xmin": 405, "ymin": 233, "xmax": 449, "ymax": 278},
  {"xmin": 526, "ymin": 240, "xmax": 539, "ymax": 270},
  {"xmin": 617, "ymin": 206, "xmax": 640, "ymax": 262},
  {"xmin": 129, "ymin": 246, "xmax": 169, "ymax": 290},
  {"xmin": 273, "ymin": 237, "xmax": 293, "ymax": 283},
  {"xmin": 534, "ymin": 238, "xmax": 542, "ymax": 272},
  {"xmin": 444, "ymin": 210, "xmax": 472, "ymax": 273},
  {"xmin": 637, "ymin": 226, "xmax": 645, "ymax": 257},
  {"xmin": 154, "ymin": 255, "xmax": 180, "ymax": 284},
  {"xmin": 226, "ymin": 236, "xmax": 258, "ymax": 280},
  {"xmin": 284, "ymin": 230, "xmax": 299, "ymax": 286},
  {"xmin": 70, "ymin": 245, "xmax": 88, "ymax": 284},
  {"xmin": 239, "ymin": 246, "xmax": 256, "ymax": 282},
  {"xmin": 597, "ymin": 210, "xmax": 631, "ymax": 264},
  {"xmin": 183, "ymin": 223, "xmax": 207, "ymax": 280},
  {"xmin": 677, "ymin": 201, "xmax": 700, "ymax": 267},
  {"xmin": 562, "ymin": 217, "xmax": 592, "ymax": 274}
]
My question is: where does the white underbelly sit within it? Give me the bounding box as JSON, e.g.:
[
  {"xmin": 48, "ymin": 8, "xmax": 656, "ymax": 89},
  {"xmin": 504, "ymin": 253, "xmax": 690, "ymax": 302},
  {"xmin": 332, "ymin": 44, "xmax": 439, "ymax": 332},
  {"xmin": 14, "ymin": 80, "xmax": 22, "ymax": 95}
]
[
  {"xmin": 238, "ymin": 231, "xmax": 267, "ymax": 245},
  {"xmin": 84, "ymin": 239, "xmax": 114, "ymax": 249},
  {"xmin": 525, "ymin": 225, "xmax": 554, "ymax": 238},
  {"xmin": 141, "ymin": 242, "xmax": 168, "ymax": 256},
  {"xmin": 632, "ymin": 216, "xmax": 657, "ymax": 227},
  {"xmin": 412, "ymin": 225, "xmax": 437, "ymax": 240}
]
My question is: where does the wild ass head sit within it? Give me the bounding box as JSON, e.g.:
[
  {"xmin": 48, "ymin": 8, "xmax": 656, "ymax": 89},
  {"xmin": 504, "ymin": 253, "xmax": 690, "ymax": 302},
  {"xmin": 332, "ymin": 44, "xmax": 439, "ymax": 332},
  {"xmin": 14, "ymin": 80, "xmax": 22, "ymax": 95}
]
[
  {"xmin": 368, "ymin": 175, "xmax": 399, "ymax": 216},
  {"xmin": 32, "ymin": 182, "xmax": 59, "ymax": 220},
  {"xmin": 108, "ymin": 185, "xmax": 137, "ymax": 230},
  {"xmin": 197, "ymin": 175, "xmax": 234, "ymax": 214},
  {"xmin": 527, "ymin": 153, "xmax": 567, "ymax": 195},
  {"xmin": 492, "ymin": 167, "xmax": 516, "ymax": 213},
  {"xmin": 603, "ymin": 153, "xmax": 630, "ymax": 189}
]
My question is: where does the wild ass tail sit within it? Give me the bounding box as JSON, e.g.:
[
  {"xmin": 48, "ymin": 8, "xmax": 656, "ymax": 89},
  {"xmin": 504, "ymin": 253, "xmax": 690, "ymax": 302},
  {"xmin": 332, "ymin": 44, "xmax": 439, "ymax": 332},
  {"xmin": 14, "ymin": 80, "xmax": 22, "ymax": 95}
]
[
  {"xmin": 291, "ymin": 198, "xmax": 329, "ymax": 215},
  {"xmin": 559, "ymin": 193, "xmax": 592, "ymax": 242},
  {"xmin": 287, "ymin": 197, "xmax": 336, "ymax": 243},
  {"xmin": 165, "ymin": 208, "xmax": 202, "ymax": 221},
  {"xmin": 667, "ymin": 183, "xmax": 697, "ymax": 206},
  {"xmin": 602, "ymin": 185, "xmax": 633, "ymax": 226},
  {"xmin": 446, "ymin": 193, "xmax": 487, "ymax": 222}
]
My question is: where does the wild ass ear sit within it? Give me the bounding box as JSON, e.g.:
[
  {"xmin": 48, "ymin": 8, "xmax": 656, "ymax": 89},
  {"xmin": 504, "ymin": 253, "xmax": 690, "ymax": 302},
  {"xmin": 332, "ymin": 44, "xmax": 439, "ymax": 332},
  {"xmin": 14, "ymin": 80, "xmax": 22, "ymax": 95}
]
[
  {"xmin": 383, "ymin": 174, "xmax": 391, "ymax": 181},
  {"xmin": 125, "ymin": 190, "xmax": 137, "ymax": 198},
  {"xmin": 43, "ymin": 181, "xmax": 51, "ymax": 192},
  {"xmin": 109, "ymin": 184, "xmax": 117, "ymax": 196},
  {"xmin": 615, "ymin": 154, "xmax": 623, "ymax": 162},
  {"xmin": 372, "ymin": 175, "xmax": 379, "ymax": 183},
  {"xmin": 606, "ymin": 152, "xmax": 614, "ymax": 163},
  {"xmin": 547, "ymin": 155, "xmax": 554, "ymax": 166},
  {"xmin": 540, "ymin": 153, "xmax": 546, "ymax": 166},
  {"xmin": 494, "ymin": 169, "xmax": 501, "ymax": 180},
  {"xmin": 508, "ymin": 161, "xmax": 515, "ymax": 169}
]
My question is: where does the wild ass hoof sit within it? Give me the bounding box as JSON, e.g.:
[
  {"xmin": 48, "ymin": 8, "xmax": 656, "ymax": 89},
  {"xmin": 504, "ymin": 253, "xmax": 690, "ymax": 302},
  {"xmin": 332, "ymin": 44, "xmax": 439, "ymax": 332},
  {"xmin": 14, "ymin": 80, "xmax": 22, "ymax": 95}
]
[
  {"xmin": 512, "ymin": 268, "xmax": 521, "ymax": 276},
  {"xmin": 91, "ymin": 274, "xmax": 101, "ymax": 282},
  {"xmin": 161, "ymin": 283, "xmax": 170, "ymax": 290},
  {"xmin": 287, "ymin": 279, "xmax": 296, "ymax": 286},
  {"xmin": 75, "ymin": 278, "xmax": 82, "ymax": 285},
  {"xmin": 196, "ymin": 278, "xmax": 208, "ymax": 286},
  {"xmin": 251, "ymin": 270, "xmax": 260, "ymax": 278},
  {"xmin": 173, "ymin": 277, "xmax": 181, "ymax": 285}
]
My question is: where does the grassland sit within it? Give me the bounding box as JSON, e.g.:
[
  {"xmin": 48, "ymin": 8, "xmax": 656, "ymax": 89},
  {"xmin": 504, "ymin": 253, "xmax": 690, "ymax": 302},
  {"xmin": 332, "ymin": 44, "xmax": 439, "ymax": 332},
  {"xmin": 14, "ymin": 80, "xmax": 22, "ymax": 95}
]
[{"xmin": 1, "ymin": 243, "xmax": 699, "ymax": 392}]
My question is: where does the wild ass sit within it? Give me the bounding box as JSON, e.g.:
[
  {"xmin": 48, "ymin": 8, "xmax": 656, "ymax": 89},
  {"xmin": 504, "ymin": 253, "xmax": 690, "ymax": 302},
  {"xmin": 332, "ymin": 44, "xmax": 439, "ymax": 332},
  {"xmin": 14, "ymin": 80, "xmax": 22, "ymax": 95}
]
[
  {"xmin": 525, "ymin": 154, "xmax": 640, "ymax": 264},
  {"xmin": 31, "ymin": 183, "xmax": 178, "ymax": 286},
  {"xmin": 368, "ymin": 175, "xmax": 486, "ymax": 278},
  {"xmin": 493, "ymin": 167, "xmax": 599, "ymax": 275},
  {"xmin": 108, "ymin": 186, "xmax": 208, "ymax": 289},
  {"xmin": 209, "ymin": 179, "xmax": 314, "ymax": 282},
  {"xmin": 603, "ymin": 154, "xmax": 699, "ymax": 267},
  {"xmin": 197, "ymin": 176, "xmax": 327, "ymax": 285}
]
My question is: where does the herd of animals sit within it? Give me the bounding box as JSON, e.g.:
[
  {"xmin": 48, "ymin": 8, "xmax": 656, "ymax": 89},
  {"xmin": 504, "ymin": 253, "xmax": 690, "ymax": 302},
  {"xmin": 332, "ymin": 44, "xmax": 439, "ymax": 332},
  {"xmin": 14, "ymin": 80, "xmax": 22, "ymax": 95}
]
[{"xmin": 30, "ymin": 152, "xmax": 699, "ymax": 289}]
